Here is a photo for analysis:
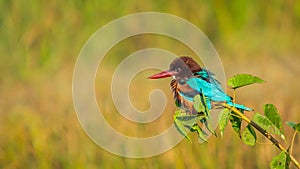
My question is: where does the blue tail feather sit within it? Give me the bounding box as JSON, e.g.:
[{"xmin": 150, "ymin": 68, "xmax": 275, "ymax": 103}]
[
  {"xmin": 178, "ymin": 92, "xmax": 252, "ymax": 111},
  {"xmin": 227, "ymin": 102, "xmax": 252, "ymax": 111}
]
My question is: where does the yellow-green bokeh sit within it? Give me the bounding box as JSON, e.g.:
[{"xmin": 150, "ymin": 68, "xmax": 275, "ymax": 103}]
[{"xmin": 1, "ymin": 1, "xmax": 300, "ymax": 168}]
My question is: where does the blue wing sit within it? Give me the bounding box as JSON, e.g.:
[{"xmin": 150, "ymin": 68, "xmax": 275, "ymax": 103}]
[
  {"xmin": 186, "ymin": 77, "xmax": 231, "ymax": 102},
  {"xmin": 176, "ymin": 69, "xmax": 252, "ymax": 111}
]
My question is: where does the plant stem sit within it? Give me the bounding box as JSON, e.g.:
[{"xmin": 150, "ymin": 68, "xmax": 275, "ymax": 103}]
[
  {"xmin": 290, "ymin": 131, "xmax": 297, "ymax": 155},
  {"xmin": 233, "ymin": 89, "xmax": 236, "ymax": 104},
  {"xmin": 223, "ymin": 103, "xmax": 300, "ymax": 169}
]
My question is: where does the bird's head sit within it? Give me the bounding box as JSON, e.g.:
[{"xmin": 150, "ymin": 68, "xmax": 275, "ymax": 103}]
[{"xmin": 148, "ymin": 56, "xmax": 202, "ymax": 81}]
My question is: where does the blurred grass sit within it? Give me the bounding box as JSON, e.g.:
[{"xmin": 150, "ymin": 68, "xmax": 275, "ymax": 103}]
[{"xmin": 1, "ymin": 0, "xmax": 300, "ymax": 168}]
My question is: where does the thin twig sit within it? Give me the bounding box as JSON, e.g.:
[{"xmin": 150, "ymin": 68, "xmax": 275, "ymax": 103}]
[
  {"xmin": 290, "ymin": 131, "xmax": 297, "ymax": 155},
  {"xmin": 230, "ymin": 113, "xmax": 242, "ymax": 119},
  {"xmin": 223, "ymin": 103, "xmax": 300, "ymax": 169},
  {"xmin": 233, "ymin": 89, "xmax": 236, "ymax": 104}
]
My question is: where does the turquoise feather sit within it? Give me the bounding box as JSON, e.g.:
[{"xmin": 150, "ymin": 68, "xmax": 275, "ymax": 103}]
[{"xmin": 184, "ymin": 71, "xmax": 252, "ymax": 111}]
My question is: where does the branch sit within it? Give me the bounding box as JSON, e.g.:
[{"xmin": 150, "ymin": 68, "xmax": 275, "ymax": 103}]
[
  {"xmin": 223, "ymin": 103, "xmax": 300, "ymax": 169},
  {"xmin": 290, "ymin": 131, "xmax": 297, "ymax": 155}
]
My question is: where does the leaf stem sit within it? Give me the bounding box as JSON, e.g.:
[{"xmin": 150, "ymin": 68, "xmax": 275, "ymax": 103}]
[
  {"xmin": 233, "ymin": 89, "xmax": 236, "ymax": 104},
  {"xmin": 223, "ymin": 103, "xmax": 300, "ymax": 169},
  {"xmin": 290, "ymin": 131, "xmax": 297, "ymax": 155},
  {"xmin": 229, "ymin": 113, "xmax": 242, "ymax": 119}
]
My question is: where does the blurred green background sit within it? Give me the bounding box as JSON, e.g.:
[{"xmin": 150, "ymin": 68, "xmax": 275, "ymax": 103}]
[{"xmin": 1, "ymin": 1, "xmax": 300, "ymax": 168}]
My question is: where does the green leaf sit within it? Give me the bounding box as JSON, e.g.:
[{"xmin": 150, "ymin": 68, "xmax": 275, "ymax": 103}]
[
  {"xmin": 219, "ymin": 108, "xmax": 230, "ymax": 137},
  {"xmin": 190, "ymin": 125, "xmax": 208, "ymax": 143},
  {"xmin": 253, "ymin": 113, "xmax": 272, "ymax": 129},
  {"xmin": 264, "ymin": 104, "xmax": 285, "ymax": 140},
  {"xmin": 253, "ymin": 113, "xmax": 285, "ymax": 140},
  {"xmin": 229, "ymin": 114, "xmax": 242, "ymax": 138},
  {"xmin": 174, "ymin": 109, "xmax": 187, "ymax": 116},
  {"xmin": 294, "ymin": 123, "xmax": 300, "ymax": 132},
  {"xmin": 200, "ymin": 118, "xmax": 216, "ymax": 136},
  {"xmin": 227, "ymin": 74, "xmax": 265, "ymax": 89},
  {"xmin": 264, "ymin": 104, "xmax": 283, "ymax": 132},
  {"xmin": 174, "ymin": 118, "xmax": 191, "ymax": 142},
  {"xmin": 175, "ymin": 114, "xmax": 201, "ymax": 124},
  {"xmin": 286, "ymin": 121, "xmax": 300, "ymax": 132},
  {"xmin": 174, "ymin": 109, "xmax": 205, "ymax": 126},
  {"xmin": 174, "ymin": 110, "xmax": 193, "ymax": 141},
  {"xmin": 242, "ymin": 125, "xmax": 256, "ymax": 146},
  {"xmin": 174, "ymin": 109, "xmax": 208, "ymax": 142},
  {"xmin": 270, "ymin": 151, "xmax": 289, "ymax": 169},
  {"xmin": 286, "ymin": 121, "xmax": 296, "ymax": 129},
  {"xmin": 193, "ymin": 95, "xmax": 205, "ymax": 113},
  {"xmin": 200, "ymin": 92, "xmax": 210, "ymax": 117},
  {"xmin": 194, "ymin": 93, "xmax": 210, "ymax": 118}
]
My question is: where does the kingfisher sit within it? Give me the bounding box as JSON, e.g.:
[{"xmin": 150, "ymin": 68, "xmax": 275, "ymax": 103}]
[{"xmin": 148, "ymin": 56, "xmax": 252, "ymax": 114}]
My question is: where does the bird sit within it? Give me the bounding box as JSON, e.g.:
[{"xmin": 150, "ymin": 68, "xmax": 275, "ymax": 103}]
[{"xmin": 148, "ymin": 56, "xmax": 252, "ymax": 114}]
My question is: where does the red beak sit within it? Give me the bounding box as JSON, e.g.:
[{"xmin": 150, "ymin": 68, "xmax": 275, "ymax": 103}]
[{"xmin": 148, "ymin": 70, "xmax": 174, "ymax": 79}]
